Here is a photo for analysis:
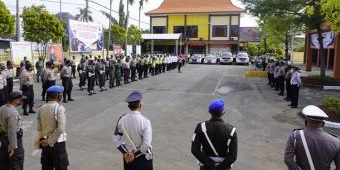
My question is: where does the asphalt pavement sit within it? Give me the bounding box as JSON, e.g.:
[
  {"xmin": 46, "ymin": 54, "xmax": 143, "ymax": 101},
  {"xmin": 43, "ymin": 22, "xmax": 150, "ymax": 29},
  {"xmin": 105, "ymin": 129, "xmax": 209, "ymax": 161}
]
[{"xmin": 17, "ymin": 64, "xmax": 340, "ymax": 170}]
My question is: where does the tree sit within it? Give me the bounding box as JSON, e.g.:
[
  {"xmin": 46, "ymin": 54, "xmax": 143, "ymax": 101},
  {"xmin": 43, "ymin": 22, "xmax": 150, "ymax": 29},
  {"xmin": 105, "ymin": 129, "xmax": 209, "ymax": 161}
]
[
  {"xmin": 119, "ymin": 0, "xmax": 126, "ymax": 27},
  {"xmin": 0, "ymin": 0, "xmax": 15, "ymax": 39},
  {"xmin": 241, "ymin": 0, "xmax": 329, "ymax": 77},
  {"xmin": 21, "ymin": 5, "xmax": 64, "ymax": 60},
  {"xmin": 75, "ymin": 8, "xmax": 93, "ymax": 22},
  {"xmin": 138, "ymin": 0, "xmax": 148, "ymax": 30},
  {"xmin": 100, "ymin": 10, "xmax": 118, "ymax": 25},
  {"xmin": 321, "ymin": 0, "xmax": 340, "ymax": 33},
  {"xmin": 103, "ymin": 24, "xmax": 126, "ymax": 48},
  {"xmin": 127, "ymin": 25, "xmax": 142, "ymax": 45},
  {"xmin": 244, "ymin": 42, "xmax": 258, "ymax": 56}
]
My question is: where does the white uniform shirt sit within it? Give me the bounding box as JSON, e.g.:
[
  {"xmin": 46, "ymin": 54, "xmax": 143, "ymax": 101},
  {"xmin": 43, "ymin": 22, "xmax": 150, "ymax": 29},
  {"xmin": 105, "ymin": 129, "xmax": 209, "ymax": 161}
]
[
  {"xmin": 113, "ymin": 111, "xmax": 152, "ymax": 154},
  {"xmin": 290, "ymin": 71, "xmax": 302, "ymax": 86}
]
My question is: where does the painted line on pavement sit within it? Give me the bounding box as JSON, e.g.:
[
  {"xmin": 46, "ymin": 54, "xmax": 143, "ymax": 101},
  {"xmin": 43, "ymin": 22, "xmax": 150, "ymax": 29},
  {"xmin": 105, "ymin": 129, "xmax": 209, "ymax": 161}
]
[
  {"xmin": 212, "ymin": 69, "xmax": 226, "ymax": 95},
  {"xmin": 114, "ymin": 87, "xmax": 212, "ymax": 96}
]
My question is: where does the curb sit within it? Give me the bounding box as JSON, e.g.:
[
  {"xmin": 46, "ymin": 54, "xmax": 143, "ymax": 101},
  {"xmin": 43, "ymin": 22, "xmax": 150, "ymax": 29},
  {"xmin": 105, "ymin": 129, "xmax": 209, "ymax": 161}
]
[{"xmin": 324, "ymin": 86, "xmax": 340, "ymax": 90}]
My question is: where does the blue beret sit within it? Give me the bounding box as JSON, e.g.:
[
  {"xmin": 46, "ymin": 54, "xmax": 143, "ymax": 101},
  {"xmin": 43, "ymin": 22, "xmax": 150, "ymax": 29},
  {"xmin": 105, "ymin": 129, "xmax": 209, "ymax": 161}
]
[
  {"xmin": 47, "ymin": 85, "xmax": 64, "ymax": 93},
  {"xmin": 208, "ymin": 99, "xmax": 224, "ymax": 112},
  {"xmin": 125, "ymin": 91, "xmax": 142, "ymax": 103}
]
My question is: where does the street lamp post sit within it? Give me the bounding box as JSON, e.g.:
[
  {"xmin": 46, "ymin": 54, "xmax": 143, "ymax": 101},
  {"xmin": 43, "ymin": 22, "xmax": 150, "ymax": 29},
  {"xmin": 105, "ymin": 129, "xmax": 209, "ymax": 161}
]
[
  {"xmin": 16, "ymin": 0, "xmax": 20, "ymax": 41},
  {"xmin": 107, "ymin": 0, "xmax": 113, "ymax": 58}
]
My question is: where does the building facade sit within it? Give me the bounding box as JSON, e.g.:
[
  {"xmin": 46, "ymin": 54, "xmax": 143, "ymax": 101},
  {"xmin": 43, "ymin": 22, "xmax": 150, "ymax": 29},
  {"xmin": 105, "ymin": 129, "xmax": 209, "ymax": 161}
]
[{"xmin": 146, "ymin": 0, "xmax": 244, "ymax": 55}]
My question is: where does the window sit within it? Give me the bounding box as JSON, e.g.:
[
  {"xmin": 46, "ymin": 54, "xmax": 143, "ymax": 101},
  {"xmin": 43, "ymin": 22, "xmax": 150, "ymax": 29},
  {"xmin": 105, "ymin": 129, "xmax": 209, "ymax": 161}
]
[
  {"xmin": 173, "ymin": 26, "xmax": 185, "ymax": 34},
  {"xmin": 153, "ymin": 26, "xmax": 166, "ymax": 34},
  {"xmin": 186, "ymin": 26, "xmax": 198, "ymax": 38},
  {"xmin": 212, "ymin": 25, "xmax": 228, "ymax": 37},
  {"xmin": 230, "ymin": 25, "xmax": 239, "ymax": 37}
]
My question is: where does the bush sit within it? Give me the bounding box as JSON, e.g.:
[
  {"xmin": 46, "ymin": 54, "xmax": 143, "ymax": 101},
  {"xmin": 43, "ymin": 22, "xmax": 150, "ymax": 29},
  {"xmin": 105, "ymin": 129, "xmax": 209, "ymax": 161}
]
[
  {"xmin": 302, "ymin": 75, "xmax": 340, "ymax": 86},
  {"xmin": 322, "ymin": 97, "xmax": 340, "ymax": 111}
]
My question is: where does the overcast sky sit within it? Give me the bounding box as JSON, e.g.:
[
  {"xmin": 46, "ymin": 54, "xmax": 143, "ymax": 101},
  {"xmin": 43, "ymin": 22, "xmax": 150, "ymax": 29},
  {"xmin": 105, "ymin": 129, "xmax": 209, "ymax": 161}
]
[{"xmin": 3, "ymin": 0, "xmax": 257, "ymax": 30}]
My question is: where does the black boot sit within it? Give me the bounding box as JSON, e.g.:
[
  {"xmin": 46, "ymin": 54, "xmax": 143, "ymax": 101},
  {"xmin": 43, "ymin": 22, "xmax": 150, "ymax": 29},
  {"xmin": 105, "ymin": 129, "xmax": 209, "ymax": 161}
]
[
  {"xmin": 23, "ymin": 110, "xmax": 29, "ymax": 116},
  {"xmin": 29, "ymin": 109, "xmax": 36, "ymax": 113}
]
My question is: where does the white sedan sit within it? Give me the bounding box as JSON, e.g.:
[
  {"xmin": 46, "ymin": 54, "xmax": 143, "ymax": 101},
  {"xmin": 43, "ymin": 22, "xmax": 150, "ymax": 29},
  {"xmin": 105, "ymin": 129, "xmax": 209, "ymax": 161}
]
[
  {"xmin": 189, "ymin": 54, "xmax": 202, "ymax": 64},
  {"xmin": 220, "ymin": 52, "xmax": 233, "ymax": 64},
  {"xmin": 236, "ymin": 52, "xmax": 250, "ymax": 65},
  {"xmin": 204, "ymin": 54, "xmax": 217, "ymax": 64}
]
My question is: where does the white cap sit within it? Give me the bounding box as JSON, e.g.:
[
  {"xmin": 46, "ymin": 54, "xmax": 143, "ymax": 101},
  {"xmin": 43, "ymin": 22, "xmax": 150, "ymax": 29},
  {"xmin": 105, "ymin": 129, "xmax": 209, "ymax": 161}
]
[{"xmin": 302, "ymin": 105, "xmax": 328, "ymax": 119}]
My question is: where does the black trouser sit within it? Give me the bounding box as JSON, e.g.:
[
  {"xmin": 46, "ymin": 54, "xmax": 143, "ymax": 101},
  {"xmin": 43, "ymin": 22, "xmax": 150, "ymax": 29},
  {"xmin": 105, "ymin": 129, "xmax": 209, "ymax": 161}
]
[
  {"xmin": 0, "ymin": 131, "xmax": 24, "ymax": 170},
  {"xmin": 99, "ymin": 73, "xmax": 106, "ymax": 89},
  {"xmin": 105, "ymin": 67, "xmax": 109, "ymax": 80},
  {"xmin": 162, "ymin": 64, "xmax": 166, "ymax": 72},
  {"xmin": 79, "ymin": 73, "xmax": 86, "ymax": 88},
  {"xmin": 41, "ymin": 142, "xmax": 69, "ymax": 170},
  {"xmin": 22, "ymin": 85, "xmax": 34, "ymax": 111},
  {"xmin": 88, "ymin": 76, "xmax": 95, "ymax": 93},
  {"xmin": 138, "ymin": 65, "xmax": 144, "ymax": 79},
  {"xmin": 109, "ymin": 73, "xmax": 115, "ymax": 88},
  {"xmin": 144, "ymin": 65, "xmax": 149, "ymax": 78},
  {"xmin": 178, "ymin": 62, "xmax": 182, "ymax": 73},
  {"xmin": 123, "ymin": 68, "xmax": 130, "ymax": 83},
  {"xmin": 62, "ymin": 77, "xmax": 73, "ymax": 100},
  {"xmin": 291, "ymin": 85, "xmax": 300, "ymax": 107},
  {"xmin": 6, "ymin": 77, "xmax": 13, "ymax": 94},
  {"xmin": 267, "ymin": 73, "xmax": 271, "ymax": 85},
  {"xmin": 270, "ymin": 74, "xmax": 274, "ymax": 86},
  {"xmin": 278, "ymin": 76, "xmax": 285, "ymax": 94},
  {"xmin": 286, "ymin": 79, "xmax": 291, "ymax": 100},
  {"xmin": 0, "ymin": 89, "xmax": 5, "ymax": 106},
  {"xmin": 3, "ymin": 85, "xmax": 8, "ymax": 103},
  {"xmin": 71, "ymin": 66, "xmax": 76, "ymax": 78},
  {"xmin": 123, "ymin": 156, "xmax": 152, "ymax": 170},
  {"xmin": 150, "ymin": 67, "xmax": 155, "ymax": 76},
  {"xmin": 42, "ymin": 81, "xmax": 47, "ymax": 99},
  {"xmin": 115, "ymin": 76, "xmax": 121, "ymax": 86},
  {"xmin": 36, "ymin": 70, "xmax": 42, "ymax": 82},
  {"xmin": 45, "ymin": 80, "xmax": 56, "ymax": 101},
  {"xmin": 274, "ymin": 77, "xmax": 279, "ymax": 90},
  {"xmin": 131, "ymin": 67, "xmax": 136, "ymax": 81},
  {"xmin": 95, "ymin": 73, "xmax": 99, "ymax": 85}
]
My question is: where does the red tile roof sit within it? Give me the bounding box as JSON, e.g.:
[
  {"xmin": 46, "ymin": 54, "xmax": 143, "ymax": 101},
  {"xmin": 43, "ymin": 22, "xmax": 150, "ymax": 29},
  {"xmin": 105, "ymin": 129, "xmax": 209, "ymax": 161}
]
[{"xmin": 146, "ymin": 0, "xmax": 245, "ymax": 15}]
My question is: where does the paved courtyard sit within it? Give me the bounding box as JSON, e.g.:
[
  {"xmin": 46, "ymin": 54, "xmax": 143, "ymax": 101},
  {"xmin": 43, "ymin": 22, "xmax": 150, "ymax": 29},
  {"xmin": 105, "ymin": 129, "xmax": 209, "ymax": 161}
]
[{"xmin": 18, "ymin": 64, "xmax": 339, "ymax": 170}]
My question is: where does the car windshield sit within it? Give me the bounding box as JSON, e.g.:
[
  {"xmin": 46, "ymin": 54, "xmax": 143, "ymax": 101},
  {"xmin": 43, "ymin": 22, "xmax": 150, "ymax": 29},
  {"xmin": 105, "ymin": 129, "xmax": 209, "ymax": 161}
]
[
  {"xmin": 238, "ymin": 53, "xmax": 248, "ymax": 58},
  {"xmin": 222, "ymin": 53, "xmax": 232, "ymax": 58}
]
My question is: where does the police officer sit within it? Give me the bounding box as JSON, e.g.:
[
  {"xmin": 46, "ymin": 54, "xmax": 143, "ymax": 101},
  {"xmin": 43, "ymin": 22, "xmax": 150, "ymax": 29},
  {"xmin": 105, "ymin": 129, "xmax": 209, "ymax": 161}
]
[
  {"xmin": 43, "ymin": 61, "xmax": 57, "ymax": 102},
  {"xmin": 191, "ymin": 99, "xmax": 238, "ymax": 170},
  {"xmin": 284, "ymin": 105, "xmax": 340, "ymax": 170},
  {"xmin": 60, "ymin": 60, "xmax": 74, "ymax": 103},
  {"xmin": 36, "ymin": 85, "xmax": 69, "ymax": 170},
  {"xmin": 0, "ymin": 63, "xmax": 8, "ymax": 102},
  {"xmin": 77, "ymin": 58, "xmax": 87, "ymax": 90},
  {"xmin": 289, "ymin": 67, "xmax": 302, "ymax": 108},
  {"xmin": 99, "ymin": 59, "xmax": 107, "ymax": 91},
  {"xmin": 87, "ymin": 59, "xmax": 96, "ymax": 95},
  {"xmin": 36, "ymin": 57, "xmax": 44, "ymax": 82},
  {"xmin": 6, "ymin": 61, "xmax": 14, "ymax": 94},
  {"xmin": 108, "ymin": 59, "xmax": 116, "ymax": 89},
  {"xmin": 143, "ymin": 56, "xmax": 149, "ymax": 78},
  {"xmin": 113, "ymin": 91, "xmax": 153, "ymax": 170},
  {"xmin": 138, "ymin": 56, "xmax": 144, "ymax": 80},
  {"xmin": 130, "ymin": 57, "xmax": 137, "ymax": 82},
  {"xmin": 71, "ymin": 56, "xmax": 77, "ymax": 79},
  {"xmin": 278, "ymin": 62, "xmax": 286, "ymax": 96},
  {"xmin": 0, "ymin": 91, "xmax": 25, "ymax": 170},
  {"xmin": 122, "ymin": 58, "xmax": 130, "ymax": 84},
  {"xmin": 19, "ymin": 63, "xmax": 35, "ymax": 115},
  {"xmin": 0, "ymin": 70, "xmax": 5, "ymax": 106},
  {"xmin": 115, "ymin": 59, "xmax": 122, "ymax": 87}
]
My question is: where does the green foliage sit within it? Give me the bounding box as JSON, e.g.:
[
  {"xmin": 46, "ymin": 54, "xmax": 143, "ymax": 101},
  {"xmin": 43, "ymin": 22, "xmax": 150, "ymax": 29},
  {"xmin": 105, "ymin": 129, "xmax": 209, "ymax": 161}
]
[
  {"xmin": 119, "ymin": 0, "xmax": 126, "ymax": 27},
  {"xmin": 100, "ymin": 10, "xmax": 118, "ymax": 25},
  {"xmin": 104, "ymin": 24, "xmax": 126, "ymax": 48},
  {"xmin": 322, "ymin": 97, "xmax": 340, "ymax": 111},
  {"xmin": 21, "ymin": 5, "xmax": 64, "ymax": 58},
  {"xmin": 244, "ymin": 42, "xmax": 258, "ymax": 56},
  {"xmin": 0, "ymin": 0, "xmax": 15, "ymax": 39},
  {"xmin": 276, "ymin": 48, "xmax": 283, "ymax": 56},
  {"xmin": 127, "ymin": 25, "xmax": 142, "ymax": 45},
  {"xmin": 75, "ymin": 8, "xmax": 93, "ymax": 22},
  {"xmin": 321, "ymin": 0, "xmax": 340, "ymax": 34}
]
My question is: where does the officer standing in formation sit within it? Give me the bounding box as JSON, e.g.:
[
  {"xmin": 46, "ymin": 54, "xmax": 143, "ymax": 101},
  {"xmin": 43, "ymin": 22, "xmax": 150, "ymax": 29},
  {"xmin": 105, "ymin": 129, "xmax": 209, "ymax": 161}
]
[
  {"xmin": 19, "ymin": 63, "xmax": 35, "ymax": 116},
  {"xmin": 42, "ymin": 61, "xmax": 57, "ymax": 102},
  {"xmin": 0, "ymin": 67, "xmax": 5, "ymax": 106},
  {"xmin": 87, "ymin": 59, "xmax": 96, "ymax": 95},
  {"xmin": 113, "ymin": 91, "xmax": 153, "ymax": 170},
  {"xmin": 122, "ymin": 58, "xmax": 130, "ymax": 84},
  {"xmin": 35, "ymin": 57, "xmax": 44, "ymax": 82},
  {"xmin": 71, "ymin": 56, "xmax": 77, "ymax": 79},
  {"xmin": 191, "ymin": 99, "xmax": 238, "ymax": 170},
  {"xmin": 284, "ymin": 105, "xmax": 340, "ymax": 170},
  {"xmin": 0, "ymin": 92, "xmax": 26, "ymax": 170},
  {"xmin": 36, "ymin": 85, "xmax": 69, "ymax": 170},
  {"xmin": 289, "ymin": 67, "xmax": 302, "ymax": 108},
  {"xmin": 0, "ymin": 63, "xmax": 8, "ymax": 103},
  {"xmin": 6, "ymin": 61, "xmax": 14, "ymax": 94},
  {"xmin": 60, "ymin": 60, "xmax": 74, "ymax": 103},
  {"xmin": 77, "ymin": 58, "xmax": 87, "ymax": 90}
]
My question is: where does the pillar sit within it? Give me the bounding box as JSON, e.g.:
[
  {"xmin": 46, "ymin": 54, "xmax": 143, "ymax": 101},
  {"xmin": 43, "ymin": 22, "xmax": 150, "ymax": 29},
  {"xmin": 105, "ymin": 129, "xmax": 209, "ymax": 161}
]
[
  {"xmin": 305, "ymin": 33, "xmax": 313, "ymax": 71},
  {"xmin": 334, "ymin": 35, "xmax": 340, "ymax": 79}
]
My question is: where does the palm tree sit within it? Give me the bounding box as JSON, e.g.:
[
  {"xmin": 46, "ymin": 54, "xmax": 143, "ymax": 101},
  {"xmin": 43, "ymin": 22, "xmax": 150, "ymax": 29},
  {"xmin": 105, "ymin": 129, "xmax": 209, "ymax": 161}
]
[
  {"xmin": 100, "ymin": 10, "xmax": 118, "ymax": 25},
  {"xmin": 75, "ymin": 8, "xmax": 93, "ymax": 22},
  {"xmin": 138, "ymin": 0, "xmax": 148, "ymax": 30},
  {"xmin": 125, "ymin": 0, "xmax": 135, "ymax": 55}
]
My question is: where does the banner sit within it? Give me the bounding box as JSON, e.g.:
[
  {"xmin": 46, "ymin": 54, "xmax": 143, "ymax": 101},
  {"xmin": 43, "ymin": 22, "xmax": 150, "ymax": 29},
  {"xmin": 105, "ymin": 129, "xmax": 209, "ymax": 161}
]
[
  {"xmin": 310, "ymin": 31, "xmax": 335, "ymax": 49},
  {"xmin": 10, "ymin": 42, "xmax": 33, "ymax": 66},
  {"xmin": 136, "ymin": 45, "xmax": 141, "ymax": 55},
  {"xmin": 68, "ymin": 20, "xmax": 103, "ymax": 52},
  {"xmin": 113, "ymin": 45, "xmax": 122, "ymax": 55},
  {"xmin": 126, "ymin": 45, "xmax": 133, "ymax": 56},
  {"xmin": 47, "ymin": 44, "xmax": 63, "ymax": 64}
]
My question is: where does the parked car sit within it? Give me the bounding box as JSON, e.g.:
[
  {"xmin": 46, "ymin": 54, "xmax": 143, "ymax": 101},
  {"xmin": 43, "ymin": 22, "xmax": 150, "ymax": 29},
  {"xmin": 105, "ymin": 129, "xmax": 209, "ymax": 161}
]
[
  {"xmin": 204, "ymin": 54, "xmax": 217, "ymax": 64},
  {"xmin": 189, "ymin": 54, "xmax": 202, "ymax": 64},
  {"xmin": 220, "ymin": 52, "xmax": 233, "ymax": 64},
  {"xmin": 236, "ymin": 52, "xmax": 250, "ymax": 65}
]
